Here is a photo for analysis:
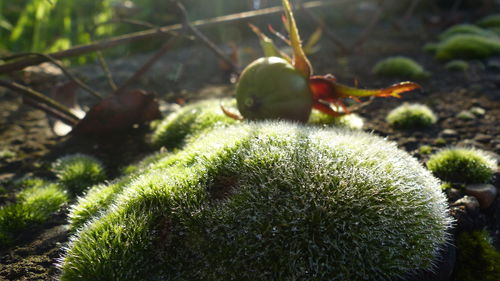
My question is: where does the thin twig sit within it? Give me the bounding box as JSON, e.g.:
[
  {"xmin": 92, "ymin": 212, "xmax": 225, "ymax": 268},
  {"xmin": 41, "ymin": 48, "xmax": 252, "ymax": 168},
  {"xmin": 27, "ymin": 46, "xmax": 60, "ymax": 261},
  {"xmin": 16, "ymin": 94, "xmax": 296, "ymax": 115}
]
[
  {"xmin": 175, "ymin": 1, "xmax": 240, "ymax": 75},
  {"xmin": 96, "ymin": 51, "xmax": 118, "ymax": 91},
  {"xmin": 0, "ymin": 79, "xmax": 80, "ymax": 123},
  {"xmin": 2, "ymin": 52, "xmax": 102, "ymax": 99},
  {"xmin": 114, "ymin": 36, "xmax": 179, "ymax": 95},
  {"xmin": 350, "ymin": 0, "xmax": 385, "ymax": 50},
  {"xmin": 298, "ymin": 2, "xmax": 349, "ymax": 53},
  {"xmin": 23, "ymin": 97, "xmax": 79, "ymax": 126},
  {"xmin": 0, "ymin": 0, "xmax": 348, "ymax": 74}
]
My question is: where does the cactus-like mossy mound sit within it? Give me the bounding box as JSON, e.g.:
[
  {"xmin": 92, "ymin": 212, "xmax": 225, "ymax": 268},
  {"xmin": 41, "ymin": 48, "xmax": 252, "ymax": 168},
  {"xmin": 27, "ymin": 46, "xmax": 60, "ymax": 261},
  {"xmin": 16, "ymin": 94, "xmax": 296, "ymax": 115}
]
[
  {"xmin": 478, "ymin": 13, "xmax": 500, "ymax": 28},
  {"xmin": 434, "ymin": 34, "xmax": 500, "ymax": 61},
  {"xmin": 308, "ymin": 109, "xmax": 364, "ymax": 130},
  {"xmin": 372, "ymin": 56, "xmax": 430, "ymax": 79},
  {"xmin": 52, "ymin": 154, "xmax": 106, "ymax": 196},
  {"xmin": 0, "ymin": 183, "xmax": 68, "ymax": 246},
  {"xmin": 426, "ymin": 147, "xmax": 497, "ymax": 184},
  {"xmin": 151, "ymin": 98, "xmax": 239, "ymax": 149},
  {"xmin": 438, "ymin": 24, "xmax": 497, "ymax": 40},
  {"xmin": 60, "ymin": 122, "xmax": 452, "ymax": 281},
  {"xmin": 386, "ymin": 103, "xmax": 437, "ymax": 129},
  {"xmin": 454, "ymin": 230, "xmax": 500, "ymax": 281}
]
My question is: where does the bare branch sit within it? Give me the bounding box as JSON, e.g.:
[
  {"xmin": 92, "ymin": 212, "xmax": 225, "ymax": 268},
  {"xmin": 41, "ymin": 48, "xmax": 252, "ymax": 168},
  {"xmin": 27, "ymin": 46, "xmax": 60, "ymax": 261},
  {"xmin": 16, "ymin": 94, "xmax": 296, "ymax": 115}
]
[
  {"xmin": 176, "ymin": 1, "xmax": 240, "ymax": 75},
  {"xmin": 0, "ymin": 79, "xmax": 80, "ymax": 124},
  {"xmin": 2, "ymin": 52, "xmax": 102, "ymax": 99},
  {"xmin": 0, "ymin": 0, "xmax": 348, "ymax": 74}
]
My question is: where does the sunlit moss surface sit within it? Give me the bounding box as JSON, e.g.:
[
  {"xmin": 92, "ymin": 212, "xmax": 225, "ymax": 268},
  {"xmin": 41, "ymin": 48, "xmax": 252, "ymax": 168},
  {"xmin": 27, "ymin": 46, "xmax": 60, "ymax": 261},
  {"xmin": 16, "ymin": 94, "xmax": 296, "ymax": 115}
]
[
  {"xmin": 151, "ymin": 98, "xmax": 239, "ymax": 149},
  {"xmin": 427, "ymin": 147, "xmax": 497, "ymax": 184},
  {"xmin": 454, "ymin": 230, "xmax": 500, "ymax": 281},
  {"xmin": 386, "ymin": 103, "xmax": 437, "ymax": 129},
  {"xmin": 308, "ymin": 109, "xmax": 364, "ymax": 130},
  {"xmin": 372, "ymin": 56, "xmax": 430, "ymax": 79},
  {"xmin": 52, "ymin": 154, "xmax": 106, "ymax": 196},
  {"xmin": 60, "ymin": 122, "xmax": 451, "ymax": 281}
]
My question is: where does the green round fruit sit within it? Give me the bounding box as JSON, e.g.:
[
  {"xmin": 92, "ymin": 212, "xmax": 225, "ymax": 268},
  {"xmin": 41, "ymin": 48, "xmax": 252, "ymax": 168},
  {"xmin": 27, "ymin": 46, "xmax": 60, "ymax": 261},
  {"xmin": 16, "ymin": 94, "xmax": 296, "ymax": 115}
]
[{"xmin": 236, "ymin": 56, "xmax": 313, "ymax": 122}]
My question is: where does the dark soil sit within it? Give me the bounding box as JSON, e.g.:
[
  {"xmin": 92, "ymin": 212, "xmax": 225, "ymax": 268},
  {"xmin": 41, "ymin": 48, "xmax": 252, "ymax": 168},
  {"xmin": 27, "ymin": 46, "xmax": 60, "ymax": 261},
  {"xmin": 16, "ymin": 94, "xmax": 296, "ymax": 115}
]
[{"xmin": 1, "ymin": 13, "xmax": 499, "ymax": 281}]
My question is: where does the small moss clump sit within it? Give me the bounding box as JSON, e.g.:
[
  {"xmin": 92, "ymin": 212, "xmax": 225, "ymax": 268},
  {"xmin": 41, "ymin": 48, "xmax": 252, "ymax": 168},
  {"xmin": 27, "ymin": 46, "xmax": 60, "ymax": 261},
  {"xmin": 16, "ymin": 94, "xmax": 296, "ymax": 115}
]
[
  {"xmin": 52, "ymin": 154, "xmax": 106, "ymax": 196},
  {"xmin": 308, "ymin": 109, "xmax": 364, "ymax": 130},
  {"xmin": 60, "ymin": 122, "xmax": 451, "ymax": 281},
  {"xmin": 419, "ymin": 145, "xmax": 433, "ymax": 155},
  {"xmin": 478, "ymin": 14, "xmax": 500, "ymax": 28},
  {"xmin": 0, "ymin": 183, "xmax": 68, "ymax": 246},
  {"xmin": 151, "ymin": 98, "xmax": 239, "ymax": 149},
  {"xmin": 0, "ymin": 149, "xmax": 15, "ymax": 160},
  {"xmin": 438, "ymin": 24, "xmax": 496, "ymax": 40},
  {"xmin": 386, "ymin": 103, "xmax": 437, "ymax": 129},
  {"xmin": 427, "ymin": 147, "xmax": 497, "ymax": 184},
  {"xmin": 372, "ymin": 56, "xmax": 430, "ymax": 79},
  {"xmin": 454, "ymin": 230, "xmax": 500, "ymax": 281},
  {"xmin": 445, "ymin": 60, "xmax": 469, "ymax": 71},
  {"xmin": 434, "ymin": 34, "xmax": 500, "ymax": 61}
]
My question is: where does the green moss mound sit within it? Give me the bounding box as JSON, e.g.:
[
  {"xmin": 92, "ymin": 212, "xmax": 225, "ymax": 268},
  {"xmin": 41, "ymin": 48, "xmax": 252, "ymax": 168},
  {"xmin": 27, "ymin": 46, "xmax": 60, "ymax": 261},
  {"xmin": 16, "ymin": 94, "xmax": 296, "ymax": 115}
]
[
  {"xmin": 52, "ymin": 154, "xmax": 106, "ymax": 196},
  {"xmin": 151, "ymin": 98, "xmax": 238, "ymax": 149},
  {"xmin": 372, "ymin": 56, "xmax": 430, "ymax": 79},
  {"xmin": 386, "ymin": 103, "xmax": 437, "ymax": 129},
  {"xmin": 454, "ymin": 230, "xmax": 500, "ymax": 281},
  {"xmin": 445, "ymin": 60, "xmax": 469, "ymax": 71},
  {"xmin": 60, "ymin": 122, "xmax": 451, "ymax": 281},
  {"xmin": 438, "ymin": 24, "xmax": 497, "ymax": 40},
  {"xmin": 427, "ymin": 147, "xmax": 497, "ymax": 184},
  {"xmin": 478, "ymin": 13, "xmax": 500, "ymax": 28},
  {"xmin": 434, "ymin": 34, "xmax": 500, "ymax": 61},
  {"xmin": 308, "ymin": 109, "xmax": 364, "ymax": 130},
  {"xmin": 0, "ymin": 183, "xmax": 67, "ymax": 246}
]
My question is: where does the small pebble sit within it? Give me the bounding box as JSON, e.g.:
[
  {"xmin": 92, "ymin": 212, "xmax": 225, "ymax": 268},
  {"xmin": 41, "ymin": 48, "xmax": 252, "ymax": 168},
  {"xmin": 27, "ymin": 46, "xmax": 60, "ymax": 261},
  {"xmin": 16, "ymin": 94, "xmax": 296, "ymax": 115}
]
[
  {"xmin": 451, "ymin": 195, "xmax": 480, "ymax": 213},
  {"xmin": 464, "ymin": 184, "xmax": 498, "ymax": 209},
  {"xmin": 474, "ymin": 133, "xmax": 492, "ymax": 143},
  {"xmin": 457, "ymin": 110, "xmax": 475, "ymax": 120},
  {"xmin": 469, "ymin": 106, "xmax": 486, "ymax": 116},
  {"xmin": 440, "ymin": 129, "xmax": 458, "ymax": 138}
]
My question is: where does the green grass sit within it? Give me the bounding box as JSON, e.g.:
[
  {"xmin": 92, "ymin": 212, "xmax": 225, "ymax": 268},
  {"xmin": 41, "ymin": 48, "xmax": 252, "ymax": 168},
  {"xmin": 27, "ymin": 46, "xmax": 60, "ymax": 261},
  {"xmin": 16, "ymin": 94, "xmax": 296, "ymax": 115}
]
[
  {"xmin": 372, "ymin": 56, "xmax": 430, "ymax": 79},
  {"xmin": 386, "ymin": 103, "xmax": 437, "ymax": 129},
  {"xmin": 60, "ymin": 121, "xmax": 452, "ymax": 281},
  {"xmin": 52, "ymin": 154, "xmax": 106, "ymax": 196},
  {"xmin": 0, "ymin": 183, "xmax": 68, "ymax": 246},
  {"xmin": 427, "ymin": 147, "xmax": 497, "ymax": 184}
]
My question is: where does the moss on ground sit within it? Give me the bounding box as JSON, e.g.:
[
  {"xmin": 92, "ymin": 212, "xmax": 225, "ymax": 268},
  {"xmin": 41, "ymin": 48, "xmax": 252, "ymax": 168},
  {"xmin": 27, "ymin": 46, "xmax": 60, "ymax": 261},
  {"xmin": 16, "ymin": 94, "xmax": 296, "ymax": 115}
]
[
  {"xmin": 372, "ymin": 56, "xmax": 430, "ymax": 79},
  {"xmin": 454, "ymin": 230, "xmax": 500, "ymax": 281},
  {"xmin": 151, "ymin": 98, "xmax": 239, "ymax": 149},
  {"xmin": 427, "ymin": 147, "xmax": 497, "ymax": 184},
  {"xmin": 434, "ymin": 34, "xmax": 500, "ymax": 61},
  {"xmin": 478, "ymin": 14, "xmax": 500, "ymax": 28},
  {"xmin": 0, "ymin": 183, "xmax": 68, "ymax": 246},
  {"xmin": 60, "ymin": 122, "xmax": 451, "ymax": 281},
  {"xmin": 438, "ymin": 24, "xmax": 497, "ymax": 40},
  {"xmin": 308, "ymin": 109, "xmax": 364, "ymax": 130},
  {"xmin": 386, "ymin": 103, "xmax": 437, "ymax": 129},
  {"xmin": 52, "ymin": 154, "xmax": 106, "ymax": 196}
]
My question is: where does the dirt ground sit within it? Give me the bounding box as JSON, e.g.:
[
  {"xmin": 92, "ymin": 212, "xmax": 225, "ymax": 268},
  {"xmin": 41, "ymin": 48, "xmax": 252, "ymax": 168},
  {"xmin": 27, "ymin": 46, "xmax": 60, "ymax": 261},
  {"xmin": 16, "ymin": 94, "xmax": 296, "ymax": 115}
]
[{"xmin": 1, "ymin": 12, "xmax": 499, "ymax": 280}]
